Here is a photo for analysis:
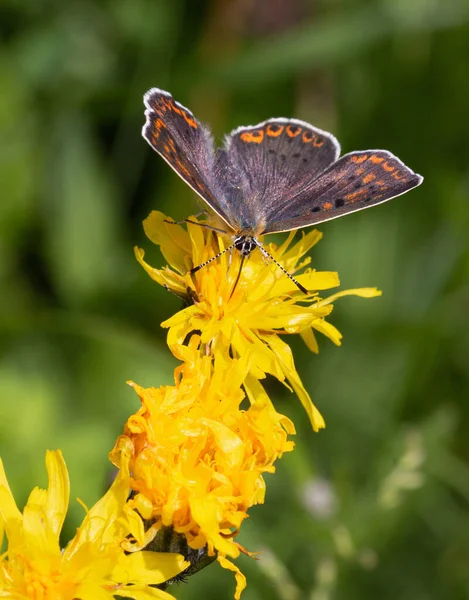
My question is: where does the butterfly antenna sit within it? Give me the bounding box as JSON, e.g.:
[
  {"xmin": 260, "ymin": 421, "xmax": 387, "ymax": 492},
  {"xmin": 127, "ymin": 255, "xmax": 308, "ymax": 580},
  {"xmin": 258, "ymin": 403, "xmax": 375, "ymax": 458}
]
[
  {"xmin": 190, "ymin": 241, "xmax": 238, "ymax": 274},
  {"xmin": 254, "ymin": 240, "xmax": 308, "ymax": 295},
  {"xmin": 229, "ymin": 254, "xmax": 246, "ymax": 300}
]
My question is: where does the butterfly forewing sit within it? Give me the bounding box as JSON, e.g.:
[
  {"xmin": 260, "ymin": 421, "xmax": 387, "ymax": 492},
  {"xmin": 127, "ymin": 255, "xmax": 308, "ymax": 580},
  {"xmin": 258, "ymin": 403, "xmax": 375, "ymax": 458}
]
[
  {"xmin": 262, "ymin": 150, "xmax": 423, "ymax": 234},
  {"xmin": 142, "ymin": 88, "xmax": 233, "ymax": 227}
]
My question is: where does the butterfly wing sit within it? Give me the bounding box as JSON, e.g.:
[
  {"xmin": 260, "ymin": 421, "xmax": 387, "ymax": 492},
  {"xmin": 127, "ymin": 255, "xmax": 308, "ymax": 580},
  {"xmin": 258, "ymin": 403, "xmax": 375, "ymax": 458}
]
[
  {"xmin": 217, "ymin": 118, "xmax": 340, "ymax": 234},
  {"xmin": 261, "ymin": 150, "xmax": 423, "ymax": 234},
  {"xmin": 142, "ymin": 96, "xmax": 423, "ymax": 237},
  {"xmin": 142, "ymin": 88, "xmax": 232, "ymax": 227}
]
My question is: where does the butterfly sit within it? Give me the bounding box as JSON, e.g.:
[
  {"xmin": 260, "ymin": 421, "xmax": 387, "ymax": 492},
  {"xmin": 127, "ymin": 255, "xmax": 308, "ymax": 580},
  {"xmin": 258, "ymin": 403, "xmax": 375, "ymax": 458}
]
[{"xmin": 142, "ymin": 88, "xmax": 423, "ymax": 292}]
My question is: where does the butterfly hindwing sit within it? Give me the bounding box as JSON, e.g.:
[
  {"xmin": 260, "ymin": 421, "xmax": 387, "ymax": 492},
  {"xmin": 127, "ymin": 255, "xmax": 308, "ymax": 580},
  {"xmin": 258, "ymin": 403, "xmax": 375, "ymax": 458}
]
[
  {"xmin": 216, "ymin": 118, "xmax": 340, "ymax": 233},
  {"xmin": 262, "ymin": 150, "xmax": 423, "ymax": 234},
  {"xmin": 142, "ymin": 88, "xmax": 232, "ymax": 225}
]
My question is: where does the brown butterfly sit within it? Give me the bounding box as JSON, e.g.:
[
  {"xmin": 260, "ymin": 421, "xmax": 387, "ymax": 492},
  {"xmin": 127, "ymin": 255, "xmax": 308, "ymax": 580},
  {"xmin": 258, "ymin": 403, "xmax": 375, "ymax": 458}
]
[{"xmin": 142, "ymin": 88, "xmax": 422, "ymax": 292}]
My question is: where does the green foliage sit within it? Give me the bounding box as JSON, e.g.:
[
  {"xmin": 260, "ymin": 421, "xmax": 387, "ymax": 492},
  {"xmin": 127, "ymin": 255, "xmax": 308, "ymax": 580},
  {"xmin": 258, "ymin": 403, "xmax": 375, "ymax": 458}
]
[{"xmin": 1, "ymin": 0, "xmax": 469, "ymax": 598}]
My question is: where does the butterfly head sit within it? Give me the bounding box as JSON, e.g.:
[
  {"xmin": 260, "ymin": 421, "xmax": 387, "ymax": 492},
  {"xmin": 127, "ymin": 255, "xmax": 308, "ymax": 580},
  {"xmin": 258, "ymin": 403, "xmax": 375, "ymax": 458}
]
[{"xmin": 234, "ymin": 235, "xmax": 257, "ymax": 257}]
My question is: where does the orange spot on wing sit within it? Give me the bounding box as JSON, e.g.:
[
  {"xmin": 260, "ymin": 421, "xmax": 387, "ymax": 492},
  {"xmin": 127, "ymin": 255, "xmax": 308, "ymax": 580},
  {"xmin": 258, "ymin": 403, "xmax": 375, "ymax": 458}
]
[
  {"xmin": 382, "ymin": 161, "xmax": 395, "ymax": 172},
  {"xmin": 345, "ymin": 190, "xmax": 366, "ymax": 202},
  {"xmin": 160, "ymin": 98, "xmax": 172, "ymax": 111},
  {"xmin": 351, "ymin": 154, "xmax": 368, "ymax": 164},
  {"xmin": 363, "ymin": 173, "xmax": 376, "ymax": 184},
  {"xmin": 175, "ymin": 159, "xmax": 191, "ymax": 177},
  {"xmin": 182, "ymin": 111, "xmax": 198, "ymax": 128},
  {"xmin": 355, "ymin": 167, "xmax": 365, "ymax": 175},
  {"xmin": 169, "ymin": 101, "xmax": 182, "ymax": 115},
  {"xmin": 392, "ymin": 170, "xmax": 404, "ymax": 180},
  {"xmin": 369, "ymin": 155, "xmax": 384, "ymax": 164},
  {"xmin": 313, "ymin": 136, "xmax": 325, "ymax": 147},
  {"xmin": 240, "ymin": 129, "xmax": 264, "ymax": 143},
  {"xmin": 302, "ymin": 131, "xmax": 314, "ymax": 143},
  {"xmin": 156, "ymin": 98, "xmax": 198, "ymax": 129},
  {"xmin": 286, "ymin": 125, "xmax": 301, "ymax": 137},
  {"xmin": 149, "ymin": 117, "xmax": 167, "ymax": 142},
  {"xmin": 323, "ymin": 202, "xmax": 333, "ymax": 210},
  {"xmin": 266, "ymin": 124, "xmax": 284, "ymax": 137},
  {"xmin": 153, "ymin": 117, "xmax": 166, "ymax": 130}
]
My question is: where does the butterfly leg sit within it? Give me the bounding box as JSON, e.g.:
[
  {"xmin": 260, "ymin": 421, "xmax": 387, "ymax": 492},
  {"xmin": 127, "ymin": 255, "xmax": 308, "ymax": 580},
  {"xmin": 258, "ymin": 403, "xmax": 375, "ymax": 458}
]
[
  {"xmin": 163, "ymin": 210, "xmax": 207, "ymax": 225},
  {"xmin": 227, "ymin": 244, "xmax": 235, "ymax": 270},
  {"xmin": 185, "ymin": 220, "xmax": 228, "ymax": 233},
  {"xmin": 163, "ymin": 284, "xmax": 190, "ymax": 303},
  {"xmin": 164, "ymin": 214, "xmax": 228, "ymax": 234}
]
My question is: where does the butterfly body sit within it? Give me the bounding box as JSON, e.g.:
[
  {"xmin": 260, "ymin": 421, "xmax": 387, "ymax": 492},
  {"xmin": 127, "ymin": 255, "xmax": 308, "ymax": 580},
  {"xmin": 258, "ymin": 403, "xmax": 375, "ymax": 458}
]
[{"xmin": 142, "ymin": 88, "xmax": 423, "ymax": 261}]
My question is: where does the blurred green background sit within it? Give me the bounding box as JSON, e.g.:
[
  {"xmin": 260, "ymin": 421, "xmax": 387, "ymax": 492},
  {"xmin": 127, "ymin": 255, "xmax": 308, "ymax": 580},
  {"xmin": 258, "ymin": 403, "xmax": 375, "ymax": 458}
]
[{"xmin": 1, "ymin": 0, "xmax": 469, "ymax": 598}]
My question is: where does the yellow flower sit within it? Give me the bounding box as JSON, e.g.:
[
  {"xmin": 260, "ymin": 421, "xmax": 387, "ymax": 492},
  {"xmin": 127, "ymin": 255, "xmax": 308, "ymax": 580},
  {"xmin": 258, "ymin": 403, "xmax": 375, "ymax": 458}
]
[
  {"xmin": 0, "ymin": 449, "xmax": 188, "ymax": 599},
  {"xmin": 135, "ymin": 211, "xmax": 381, "ymax": 431},
  {"xmin": 109, "ymin": 338, "xmax": 295, "ymax": 599}
]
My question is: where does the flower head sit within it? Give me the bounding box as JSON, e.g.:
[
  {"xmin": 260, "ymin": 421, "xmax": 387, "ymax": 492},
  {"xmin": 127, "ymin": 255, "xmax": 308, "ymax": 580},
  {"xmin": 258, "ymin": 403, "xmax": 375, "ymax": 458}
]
[
  {"xmin": 135, "ymin": 211, "xmax": 381, "ymax": 430},
  {"xmin": 109, "ymin": 338, "xmax": 295, "ymax": 599},
  {"xmin": 0, "ymin": 449, "xmax": 187, "ymax": 599}
]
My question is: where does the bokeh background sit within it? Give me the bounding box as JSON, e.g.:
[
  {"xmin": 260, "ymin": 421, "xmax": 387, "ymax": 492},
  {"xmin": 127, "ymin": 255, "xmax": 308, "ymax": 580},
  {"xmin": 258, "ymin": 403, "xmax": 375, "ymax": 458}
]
[{"xmin": 2, "ymin": 0, "xmax": 469, "ymax": 598}]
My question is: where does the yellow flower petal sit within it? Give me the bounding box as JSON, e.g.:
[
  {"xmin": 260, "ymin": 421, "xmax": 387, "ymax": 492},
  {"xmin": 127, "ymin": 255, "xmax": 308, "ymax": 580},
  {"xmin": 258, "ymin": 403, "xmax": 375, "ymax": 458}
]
[
  {"xmin": 44, "ymin": 449, "xmax": 69, "ymax": 539},
  {"xmin": 112, "ymin": 551, "xmax": 189, "ymax": 584},
  {"xmin": 218, "ymin": 555, "xmax": 247, "ymax": 600},
  {"xmin": 190, "ymin": 496, "xmax": 240, "ymax": 557},
  {"xmin": 279, "ymin": 229, "xmax": 323, "ymax": 263},
  {"xmin": 114, "ymin": 583, "xmax": 178, "ymax": 600},
  {"xmin": 319, "ymin": 286, "xmax": 382, "ymax": 306},
  {"xmin": 0, "ymin": 457, "xmax": 22, "ymax": 522},
  {"xmin": 269, "ymin": 270, "xmax": 339, "ymax": 298},
  {"xmin": 300, "ymin": 327, "xmax": 319, "ymax": 354},
  {"xmin": 135, "ymin": 247, "xmax": 185, "ymax": 295},
  {"xmin": 75, "ymin": 582, "xmax": 113, "ymax": 600},
  {"xmin": 312, "ymin": 319, "xmax": 343, "ymax": 346},
  {"xmin": 69, "ymin": 442, "xmax": 131, "ymax": 549},
  {"xmin": 143, "ymin": 211, "xmax": 192, "ymax": 273},
  {"xmin": 262, "ymin": 334, "xmax": 325, "ymax": 431},
  {"xmin": 201, "ymin": 419, "xmax": 244, "ymax": 469}
]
